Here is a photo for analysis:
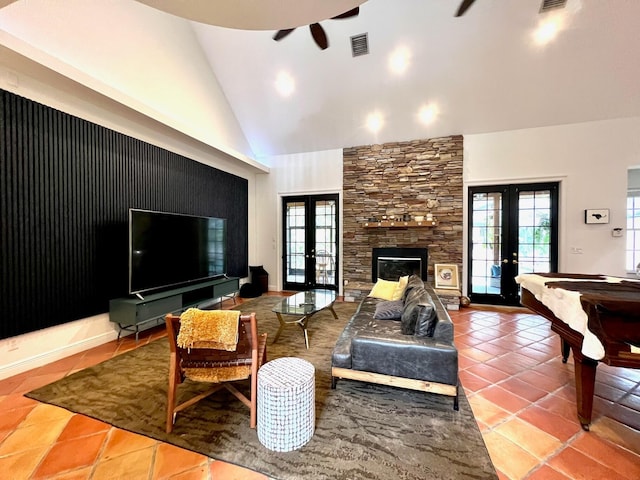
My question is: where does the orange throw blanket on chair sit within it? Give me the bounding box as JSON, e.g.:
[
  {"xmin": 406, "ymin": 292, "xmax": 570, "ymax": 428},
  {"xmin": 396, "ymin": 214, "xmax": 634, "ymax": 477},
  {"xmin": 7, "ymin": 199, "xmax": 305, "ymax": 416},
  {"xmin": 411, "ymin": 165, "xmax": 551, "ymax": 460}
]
[{"xmin": 176, "ymin": 309, "xmax": 240, "ymax": 351}]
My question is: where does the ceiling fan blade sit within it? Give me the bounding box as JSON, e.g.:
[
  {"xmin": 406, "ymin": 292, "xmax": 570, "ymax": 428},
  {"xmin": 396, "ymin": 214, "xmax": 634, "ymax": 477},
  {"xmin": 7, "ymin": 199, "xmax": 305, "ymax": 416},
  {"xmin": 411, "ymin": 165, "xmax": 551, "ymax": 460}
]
[
  {"xmin": 309, "ymin": 23, "xmax": 328, "ymax": 50},
  {"xmin": 332, "ymin": 6, "xmax": 359, "ymax": 19},
  {"xmin": 273, "ymin": 28, "xmax": 295, "ymax": 41},
  {"xmin": 455, "ymin": 0, "xmax": 477, "ymax": 17}
]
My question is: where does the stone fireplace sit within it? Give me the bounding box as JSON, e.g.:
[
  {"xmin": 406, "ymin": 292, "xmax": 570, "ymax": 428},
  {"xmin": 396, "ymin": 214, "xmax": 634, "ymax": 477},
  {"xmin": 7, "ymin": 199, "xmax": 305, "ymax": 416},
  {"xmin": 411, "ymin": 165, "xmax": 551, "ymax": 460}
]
[{"xmin": 342, "ymin": 136, "xmax": 463, "ymax": 305}]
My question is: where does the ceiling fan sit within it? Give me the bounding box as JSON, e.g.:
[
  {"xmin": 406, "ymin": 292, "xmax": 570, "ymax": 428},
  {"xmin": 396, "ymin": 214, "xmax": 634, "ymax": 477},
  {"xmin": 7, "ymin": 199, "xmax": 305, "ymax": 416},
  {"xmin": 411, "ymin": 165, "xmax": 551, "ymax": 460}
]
[
  {"xmin": 272, "ymin": 0, "xmax": 476, "ymax": 50},
  {"xmin": 272, "ymin": 6, "xmax": 360, "ymax": 50},
  {"xmin": 455, "ymin": 0, "xmax": 478, "ymax": 16}
]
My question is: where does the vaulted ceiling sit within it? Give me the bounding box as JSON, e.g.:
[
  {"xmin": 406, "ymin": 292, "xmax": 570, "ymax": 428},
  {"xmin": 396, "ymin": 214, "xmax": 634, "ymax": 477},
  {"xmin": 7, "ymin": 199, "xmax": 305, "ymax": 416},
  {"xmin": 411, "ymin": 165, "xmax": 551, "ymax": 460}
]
[{"xmin": 1, "ymin": 0, "xmax": 639, "ymax": 165}]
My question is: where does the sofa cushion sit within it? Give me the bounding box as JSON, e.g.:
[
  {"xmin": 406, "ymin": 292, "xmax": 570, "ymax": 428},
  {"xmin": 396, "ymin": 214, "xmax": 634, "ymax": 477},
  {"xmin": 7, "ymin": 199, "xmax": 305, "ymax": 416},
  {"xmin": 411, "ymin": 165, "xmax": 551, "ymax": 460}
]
[
  {"xmin": 414, "ymin": 301, "xmax": 438, "ymax": 337},
  {"xmin": 400, "ymin": 302, "xmax": 416, "ymax": 334},
  {"xmin": 404, "ymin": 284, "xmax": 427, "ymax": 305},
  {"xmin": 401, "ymin": 301, "xmax": 437, "ymax": 335},
  {"xmin": 401, "ymin": 285, "xmax": 425, "ymax": 333},
  {"xmin": 350, "ymin": 334, "xmax": 459, "ymax": 385},
  {"xmin": 373, "ymin": 300, "xmax": 404, "ymax": 320},
  {"xmin": 402, "ymin": 274, "xmax": 424, "ymax": 303},
  {"xmin": 368, "ymin": 278, "xmax": 399, "ymax": 300},
  {"xmin": 405, "ymin": 288, "xmax": 438, "ymax": 337},
  {"xmin": 402, "ymin": 285, "xmax": 441, "ymax": 335},
  {"xmin": 392, "ymin": 275, "xmax": 409, "ymax": 300}
]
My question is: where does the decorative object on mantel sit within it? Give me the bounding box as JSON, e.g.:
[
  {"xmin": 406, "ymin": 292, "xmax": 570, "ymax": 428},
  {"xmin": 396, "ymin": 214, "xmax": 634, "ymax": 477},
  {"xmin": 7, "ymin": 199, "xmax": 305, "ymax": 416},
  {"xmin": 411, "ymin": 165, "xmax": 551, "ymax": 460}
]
[
  {"xmin": 409, "ymin": 199, "xmax": 439, "ymax": 224},
  {"xmin": 366, "ymin": 201, "xmax": 440, "ymax": 227},
  {"xmin": 363, "ymin": 219, "xmax": 438, "ymax": 228},
  {"xmin": 584, "ymin": 208, "xmax": 609, "ymax": 224}
]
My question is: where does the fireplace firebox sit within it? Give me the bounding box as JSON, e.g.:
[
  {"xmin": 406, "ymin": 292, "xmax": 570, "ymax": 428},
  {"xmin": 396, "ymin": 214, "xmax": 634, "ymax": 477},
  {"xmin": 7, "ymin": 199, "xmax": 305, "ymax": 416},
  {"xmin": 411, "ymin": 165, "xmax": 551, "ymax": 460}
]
[{"xmin": 372, "ymin": 247, "xmax": 428, "ymax": 282}]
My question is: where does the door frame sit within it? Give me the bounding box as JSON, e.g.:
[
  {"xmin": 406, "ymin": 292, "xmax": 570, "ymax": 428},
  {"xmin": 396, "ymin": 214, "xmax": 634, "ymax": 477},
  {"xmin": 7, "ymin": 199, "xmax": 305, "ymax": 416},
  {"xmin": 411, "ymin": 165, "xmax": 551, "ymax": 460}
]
[
  {"xmin": 466, "ymin": 181, "xmax": 560, "ymax": 305},
  {"xmin": 280, "ymin": 192, "xmax": 341, "ymax": 292}
]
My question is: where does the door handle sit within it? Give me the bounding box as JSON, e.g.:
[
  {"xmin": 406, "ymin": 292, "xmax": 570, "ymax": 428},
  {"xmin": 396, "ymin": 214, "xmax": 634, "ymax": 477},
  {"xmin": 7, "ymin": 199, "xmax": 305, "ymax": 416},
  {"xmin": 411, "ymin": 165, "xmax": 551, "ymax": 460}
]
[
  {"xmin": 512, "ymin": 260, "xmax": 518, "ymax": 264},
  {"xmin": 502, "ymin": 259, "xmax": 508, "ymax": 264}
]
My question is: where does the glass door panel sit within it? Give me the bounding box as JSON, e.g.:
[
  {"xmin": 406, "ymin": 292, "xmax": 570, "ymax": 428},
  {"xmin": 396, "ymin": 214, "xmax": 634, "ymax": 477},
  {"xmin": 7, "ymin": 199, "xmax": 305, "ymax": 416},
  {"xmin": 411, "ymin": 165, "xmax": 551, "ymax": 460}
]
[
  {"xmin": 284, "ymin": 202, "xmax": 306, "ymax": 285},
  {"xmin": 470, "ymin": 191, "xmax": 503, "ymax": 296},
  {"xmin": 314, "ymin": 200, "xmax": 337, "ymax": 286},
  {"xmin": 517, "ymin": 190, "xmax": 553, "ymax": 274}
]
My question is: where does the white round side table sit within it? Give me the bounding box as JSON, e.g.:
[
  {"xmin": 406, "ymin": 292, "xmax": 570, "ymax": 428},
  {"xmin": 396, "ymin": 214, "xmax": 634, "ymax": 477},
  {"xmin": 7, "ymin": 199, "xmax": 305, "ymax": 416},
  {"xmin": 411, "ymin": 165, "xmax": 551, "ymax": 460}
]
[{"xmin": 257, "ymin": 357, "xmax": 315, "ymax": 452}]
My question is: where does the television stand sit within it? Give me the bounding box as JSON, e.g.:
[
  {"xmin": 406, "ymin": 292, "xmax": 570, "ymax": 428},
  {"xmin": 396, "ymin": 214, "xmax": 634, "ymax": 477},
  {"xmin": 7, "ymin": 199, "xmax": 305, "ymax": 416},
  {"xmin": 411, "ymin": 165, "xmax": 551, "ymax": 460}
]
[{"xmin": 109, "ymin": 277, "xmax": 239, "ymax": 341}]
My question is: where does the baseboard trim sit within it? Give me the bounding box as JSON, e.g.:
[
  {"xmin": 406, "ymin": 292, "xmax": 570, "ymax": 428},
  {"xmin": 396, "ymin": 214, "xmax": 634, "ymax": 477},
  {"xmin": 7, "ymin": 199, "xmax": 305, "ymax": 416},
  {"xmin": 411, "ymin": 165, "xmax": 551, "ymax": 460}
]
[{"xmin": 0, "ymin": 331, "xmax": 118, "ymax": 380}]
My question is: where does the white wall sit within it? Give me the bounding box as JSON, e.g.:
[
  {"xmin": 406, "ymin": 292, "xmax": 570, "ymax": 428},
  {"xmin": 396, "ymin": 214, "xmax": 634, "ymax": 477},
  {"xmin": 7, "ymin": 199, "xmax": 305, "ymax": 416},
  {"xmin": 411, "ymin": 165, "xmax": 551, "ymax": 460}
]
[
  {"xmin": 464, "ymin": 117, "xmax": 640, "ymax": 279},
  {"xmin": 0, "ymin": 0, "xmax": 257, "ymax": 163},
  {"xmin": 0, "ymin": 55, "xmax": 264, "ymax": 380},
  {"xmin": 256, "ymin": 150, "xmax": 344, "ymax": 292}
]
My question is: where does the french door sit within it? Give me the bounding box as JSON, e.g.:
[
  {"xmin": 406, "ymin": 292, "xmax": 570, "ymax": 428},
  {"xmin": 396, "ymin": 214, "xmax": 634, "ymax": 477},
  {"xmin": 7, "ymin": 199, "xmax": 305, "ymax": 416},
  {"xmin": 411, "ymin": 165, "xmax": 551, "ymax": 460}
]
[
  {"xmin": 468, "ymin": 182, "xmax": 559, "ymax": 305},
  {"xmin": 282, "ymin": 194, "xmax": 339, "ymax": 291}
]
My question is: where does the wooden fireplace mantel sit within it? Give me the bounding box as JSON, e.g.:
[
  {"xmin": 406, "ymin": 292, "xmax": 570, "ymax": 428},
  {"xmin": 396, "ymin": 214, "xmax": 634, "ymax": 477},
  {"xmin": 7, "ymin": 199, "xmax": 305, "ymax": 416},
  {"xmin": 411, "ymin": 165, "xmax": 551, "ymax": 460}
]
[{"xmin": 363, "ymin": 220, "xmax": 438, "ymax": 228}]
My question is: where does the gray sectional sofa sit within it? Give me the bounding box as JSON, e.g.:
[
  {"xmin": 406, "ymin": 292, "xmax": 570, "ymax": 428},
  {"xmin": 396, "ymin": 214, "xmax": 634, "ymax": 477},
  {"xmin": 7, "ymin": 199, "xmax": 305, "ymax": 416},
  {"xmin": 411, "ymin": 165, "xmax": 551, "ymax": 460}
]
[{"xmin": 331, "ymin": 275, "xmax": 459, "ymax": 409}]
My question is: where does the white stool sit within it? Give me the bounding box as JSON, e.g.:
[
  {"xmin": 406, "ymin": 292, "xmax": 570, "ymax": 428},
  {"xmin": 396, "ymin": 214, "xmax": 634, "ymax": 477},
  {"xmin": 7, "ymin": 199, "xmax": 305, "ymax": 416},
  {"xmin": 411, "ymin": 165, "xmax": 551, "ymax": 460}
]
[{"xmin": 257, "ymin": 357, "xmax": 315, "ymax": 452}]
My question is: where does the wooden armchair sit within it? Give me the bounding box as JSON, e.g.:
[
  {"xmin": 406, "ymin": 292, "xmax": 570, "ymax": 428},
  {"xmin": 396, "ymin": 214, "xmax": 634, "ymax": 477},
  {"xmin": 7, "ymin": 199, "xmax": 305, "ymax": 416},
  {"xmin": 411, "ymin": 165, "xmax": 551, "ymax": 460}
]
[{"xmin": 165, "ymin": 311, "xmax": 267, "ymax": 433}]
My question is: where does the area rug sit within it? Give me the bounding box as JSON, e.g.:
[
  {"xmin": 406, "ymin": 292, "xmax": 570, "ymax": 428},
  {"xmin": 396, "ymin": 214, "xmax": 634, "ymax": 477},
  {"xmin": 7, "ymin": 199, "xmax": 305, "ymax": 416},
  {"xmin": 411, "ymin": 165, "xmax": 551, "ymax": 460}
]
[{"xmin": 27, "ymin": 296, "xmax": 497, "ymax": 480}]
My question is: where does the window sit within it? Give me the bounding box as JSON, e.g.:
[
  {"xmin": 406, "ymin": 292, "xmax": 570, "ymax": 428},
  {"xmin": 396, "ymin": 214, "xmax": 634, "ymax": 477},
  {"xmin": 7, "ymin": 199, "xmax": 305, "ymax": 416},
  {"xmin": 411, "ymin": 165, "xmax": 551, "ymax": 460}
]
[{"xmin": 627, "ymin": 191, "xmax": 640, "ymax": 272}]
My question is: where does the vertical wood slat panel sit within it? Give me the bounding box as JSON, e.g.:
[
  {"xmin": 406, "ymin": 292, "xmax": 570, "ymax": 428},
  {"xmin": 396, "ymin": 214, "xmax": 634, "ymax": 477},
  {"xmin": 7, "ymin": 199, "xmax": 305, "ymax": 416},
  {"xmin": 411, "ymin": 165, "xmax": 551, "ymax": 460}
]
[{"xmin": 0, "ymin": 89, "xmax": 248, "ymax": 339}]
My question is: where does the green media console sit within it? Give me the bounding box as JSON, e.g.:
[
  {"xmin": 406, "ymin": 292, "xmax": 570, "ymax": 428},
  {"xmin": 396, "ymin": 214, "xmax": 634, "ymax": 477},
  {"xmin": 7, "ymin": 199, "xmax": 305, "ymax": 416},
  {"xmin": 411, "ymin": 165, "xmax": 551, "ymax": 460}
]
[{"xmin": 109, "ymin": 276, "xmax": 239, "ymax": 341}]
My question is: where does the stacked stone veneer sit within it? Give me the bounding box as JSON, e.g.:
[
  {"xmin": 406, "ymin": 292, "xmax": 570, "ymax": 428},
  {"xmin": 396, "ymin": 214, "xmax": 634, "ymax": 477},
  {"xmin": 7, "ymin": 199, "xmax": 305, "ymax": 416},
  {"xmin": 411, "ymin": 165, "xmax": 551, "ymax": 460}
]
[{"xmin": 343, "ymin": 136, "xmax": 463, "ymax": 300}]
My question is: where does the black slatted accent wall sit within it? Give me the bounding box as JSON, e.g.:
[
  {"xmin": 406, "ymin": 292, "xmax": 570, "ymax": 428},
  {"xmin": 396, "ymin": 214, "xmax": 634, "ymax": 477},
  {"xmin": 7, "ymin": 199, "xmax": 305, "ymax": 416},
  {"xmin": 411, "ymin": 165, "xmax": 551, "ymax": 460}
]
[{"xmin": 0, "ymin": 89, "xmax": 249, "ymax": 339}]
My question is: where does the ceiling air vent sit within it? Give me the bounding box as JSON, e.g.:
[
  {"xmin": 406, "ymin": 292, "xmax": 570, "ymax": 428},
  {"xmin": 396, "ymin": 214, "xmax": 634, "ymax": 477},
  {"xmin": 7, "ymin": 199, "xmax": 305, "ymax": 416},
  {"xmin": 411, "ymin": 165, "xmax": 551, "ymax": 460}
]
[
  {"xmin": 350, "ymin": 33, "xmax": 369, "ymax": 57},
  {"xmin": 539, "ymin": 0, "xmax": 567, "ymax": 13}
]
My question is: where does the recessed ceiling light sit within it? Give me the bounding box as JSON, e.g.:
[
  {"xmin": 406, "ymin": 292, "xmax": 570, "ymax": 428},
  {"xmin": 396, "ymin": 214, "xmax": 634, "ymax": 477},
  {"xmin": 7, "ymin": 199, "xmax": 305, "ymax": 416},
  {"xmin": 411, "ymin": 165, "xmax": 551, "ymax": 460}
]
[
  {"xmin": 366, "ymin": 112, "xmax": 383, "ymax": 133},
  {"xmin": 275, "ymin": 71, "xmax": 295, "ymax": 97},
  {"xmin": 418, "ymin": 104, "xmax": 439, "ymax": 125},
  {"xmin": 533, "ymin": 15, "xmax": 564, "ymax": 46},
  {"xmin": 388, "ymin": 47, "xmax": 411, "ymax": 75}
]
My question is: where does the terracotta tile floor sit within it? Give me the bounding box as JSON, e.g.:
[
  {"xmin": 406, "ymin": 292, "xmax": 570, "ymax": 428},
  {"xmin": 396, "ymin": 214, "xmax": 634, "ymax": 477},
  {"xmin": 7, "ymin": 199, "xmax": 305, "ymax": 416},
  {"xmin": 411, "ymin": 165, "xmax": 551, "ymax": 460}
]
[{"xmin": 0, "ymin": 299, "xmax": 639, "ymax": 479}]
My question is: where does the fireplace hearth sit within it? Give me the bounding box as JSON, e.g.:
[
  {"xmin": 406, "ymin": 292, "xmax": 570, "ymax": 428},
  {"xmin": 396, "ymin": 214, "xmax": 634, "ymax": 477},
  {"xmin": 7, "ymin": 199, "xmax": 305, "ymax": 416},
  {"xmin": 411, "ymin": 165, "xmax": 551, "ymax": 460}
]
[{"xmin": 372, "ymin": 247, "xmax": 428, "ymax": 282}]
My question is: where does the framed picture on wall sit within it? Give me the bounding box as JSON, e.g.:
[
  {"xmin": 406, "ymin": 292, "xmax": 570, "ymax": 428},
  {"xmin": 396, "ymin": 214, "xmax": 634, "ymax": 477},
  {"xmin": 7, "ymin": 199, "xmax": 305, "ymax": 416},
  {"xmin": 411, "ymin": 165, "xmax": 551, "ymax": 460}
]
[
  {"xmin": 434, "ymin": 264, "xmax": 460, "ymax": 290},
  {"xmin": 584, "ymin": 208, "xmax": 609, "ymax": 224}
]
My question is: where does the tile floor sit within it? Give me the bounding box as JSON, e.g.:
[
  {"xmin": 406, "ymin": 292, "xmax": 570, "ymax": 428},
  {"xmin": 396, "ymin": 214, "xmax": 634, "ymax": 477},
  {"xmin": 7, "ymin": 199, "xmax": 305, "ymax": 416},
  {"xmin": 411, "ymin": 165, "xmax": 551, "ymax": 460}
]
[{"xmin": 0, "ymin": 297, "xmax": 639, "ymax": 479}]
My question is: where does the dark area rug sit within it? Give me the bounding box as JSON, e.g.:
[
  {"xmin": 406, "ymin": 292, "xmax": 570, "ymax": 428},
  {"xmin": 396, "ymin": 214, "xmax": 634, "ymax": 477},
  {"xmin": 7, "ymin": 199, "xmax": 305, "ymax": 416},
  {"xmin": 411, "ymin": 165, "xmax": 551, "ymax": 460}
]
[{"xmin": 27, "ymin": 295, "xmax": 497, "ymax": 480}]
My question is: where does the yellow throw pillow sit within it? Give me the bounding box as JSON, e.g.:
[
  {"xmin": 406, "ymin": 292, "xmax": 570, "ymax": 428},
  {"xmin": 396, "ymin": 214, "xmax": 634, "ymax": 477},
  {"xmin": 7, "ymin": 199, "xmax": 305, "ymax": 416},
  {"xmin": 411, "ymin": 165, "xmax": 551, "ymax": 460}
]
[
  {"xmin": 392, "ymin": 275, "xmax": 409, "ymax": 300},
  {"xmin": 368, "ymin": 278, "xmax": 400, "ymax": 300}
]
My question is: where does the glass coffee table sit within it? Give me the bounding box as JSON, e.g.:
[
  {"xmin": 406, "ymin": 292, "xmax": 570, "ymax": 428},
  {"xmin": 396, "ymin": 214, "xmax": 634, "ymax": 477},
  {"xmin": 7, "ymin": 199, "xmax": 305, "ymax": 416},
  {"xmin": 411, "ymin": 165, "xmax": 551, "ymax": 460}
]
[{"xmin": 272, "ymin": 289, "xmax": 338, "ymax": 349}]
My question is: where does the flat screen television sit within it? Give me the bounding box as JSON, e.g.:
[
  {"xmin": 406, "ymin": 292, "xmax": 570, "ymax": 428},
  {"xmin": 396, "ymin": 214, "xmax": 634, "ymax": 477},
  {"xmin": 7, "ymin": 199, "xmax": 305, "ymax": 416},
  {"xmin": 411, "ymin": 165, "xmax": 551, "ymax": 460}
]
[{"xmin": 129, "ymin": 209, "xmax": 227, "ymax": 295}]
